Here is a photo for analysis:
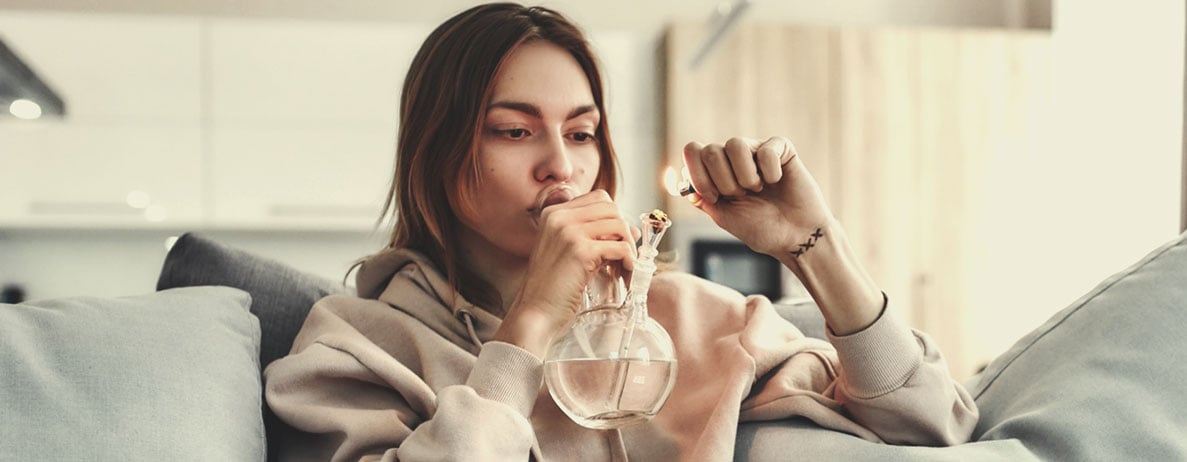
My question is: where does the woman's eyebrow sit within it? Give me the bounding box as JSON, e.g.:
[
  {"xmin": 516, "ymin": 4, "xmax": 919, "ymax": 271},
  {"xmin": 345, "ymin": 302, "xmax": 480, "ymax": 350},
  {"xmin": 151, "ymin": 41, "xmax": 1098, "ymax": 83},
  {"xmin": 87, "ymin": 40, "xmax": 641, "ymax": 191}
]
[
  {"xmin": 566, "ymin": 104, "xmax": 598, "ymax": 120},
  {"xmin": 488, "ymin": 101, "xmax": 598, "ymax": 120}
]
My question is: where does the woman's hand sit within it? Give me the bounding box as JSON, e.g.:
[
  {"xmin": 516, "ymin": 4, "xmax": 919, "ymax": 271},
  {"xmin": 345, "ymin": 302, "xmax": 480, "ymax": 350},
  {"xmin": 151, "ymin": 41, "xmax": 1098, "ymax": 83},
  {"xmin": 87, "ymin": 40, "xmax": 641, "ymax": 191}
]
[
  {"xmin": 495, "ymin": 190, "xmax": 639, "ymax": 357},
  {"xmin": 683, "ymin": 136, "xmax": 883, "ymax": 334},
  {"xmin": 682, "ymin": 136, "xmax": 833, "ymax": 256}
]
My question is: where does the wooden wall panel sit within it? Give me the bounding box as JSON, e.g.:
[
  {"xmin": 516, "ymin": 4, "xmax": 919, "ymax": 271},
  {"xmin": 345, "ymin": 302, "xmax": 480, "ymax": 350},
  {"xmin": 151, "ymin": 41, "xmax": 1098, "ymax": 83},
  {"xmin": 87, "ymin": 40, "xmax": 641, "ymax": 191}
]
[{"xmin": 665, "ymin": 22, "xmax": 1051, "ymax": 378}]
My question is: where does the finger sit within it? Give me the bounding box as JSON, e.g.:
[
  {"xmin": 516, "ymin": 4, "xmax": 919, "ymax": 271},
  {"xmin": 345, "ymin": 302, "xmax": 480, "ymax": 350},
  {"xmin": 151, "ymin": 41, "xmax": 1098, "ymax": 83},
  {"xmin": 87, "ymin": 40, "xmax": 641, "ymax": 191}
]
[
  {"xmin": 683, "ymin": 141, "xmax": 720, "ymax": 204},
  {"xmin": 703, "ymin": 143, "xmax": 741, "ymax": 197},
  {"xmin": 541, "ymin": 192, "xmax": 619, "ymax": 226},
  {"xmin": 589, "ymin": 241, "xmax": 637, "ymax": 271},
  {"xmin": 569, "ymin": 194, "xmax": 621, "ymax": 217},
  {"xmin": 757, "ymin": 137, "xmax": 794, "ymax": 184},
  {"xmin": 583, "ymin": 216, "xmax": 636, "ymax": 245},
  {"xmin": 565, "ymin": 189, "xmax": 614, "ymax": 208},
  {"xmin": 703, "ymin": 143, "xmax": 743, "ymax": 198},
  {"xmin": 625, "ymin": 225, "xmax": 641, "ymax": 271},
  {"xmin": 569, "ymin": 239, "xmax": 636, "ymax": 275},
  {"xmin": 725, "ymin": 137, "xmax": 763, "ymax": 193}
]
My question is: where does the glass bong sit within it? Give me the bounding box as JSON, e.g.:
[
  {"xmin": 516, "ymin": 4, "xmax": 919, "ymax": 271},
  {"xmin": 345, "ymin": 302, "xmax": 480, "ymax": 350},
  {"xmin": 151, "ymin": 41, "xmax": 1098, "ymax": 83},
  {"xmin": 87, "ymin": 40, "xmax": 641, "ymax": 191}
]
[{"xmin": 543, "ymin": 209, "xmax": 678, "ymax": 429}]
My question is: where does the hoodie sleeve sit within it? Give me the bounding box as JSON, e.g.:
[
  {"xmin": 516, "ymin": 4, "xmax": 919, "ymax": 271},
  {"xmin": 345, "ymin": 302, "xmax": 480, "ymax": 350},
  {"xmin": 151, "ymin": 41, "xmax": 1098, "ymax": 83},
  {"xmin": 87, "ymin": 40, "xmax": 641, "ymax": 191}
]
[
  {"xmin": 825, "ymin": 295, "xmax": 980, "ymax": 446},
  {"xmin": 393, "ymin": 342, "xmax": 544, "ymax": 461},
  {"xmin": 263, "ymin": 299, "xmax": 544, "ymax": 462}
]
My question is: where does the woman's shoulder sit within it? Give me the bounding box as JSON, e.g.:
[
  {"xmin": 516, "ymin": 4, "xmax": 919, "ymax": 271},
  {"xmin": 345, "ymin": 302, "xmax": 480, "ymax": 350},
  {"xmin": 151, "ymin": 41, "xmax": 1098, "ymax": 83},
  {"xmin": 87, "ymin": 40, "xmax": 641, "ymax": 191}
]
[
  {"xmin": 314, "ymin": 292, "xmax": 386, "ymax": 313},
  {"xmin": 304, "ymin": 292, "xmax": 411, "ymax": 334}
]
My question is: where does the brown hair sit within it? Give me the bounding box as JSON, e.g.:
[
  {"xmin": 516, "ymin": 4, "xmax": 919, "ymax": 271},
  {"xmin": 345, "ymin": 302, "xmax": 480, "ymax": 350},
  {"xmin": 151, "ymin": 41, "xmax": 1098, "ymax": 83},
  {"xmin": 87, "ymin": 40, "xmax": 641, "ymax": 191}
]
[{"xmin": 376, "ymin": 3, "xmax": 619, "ymax": 313}]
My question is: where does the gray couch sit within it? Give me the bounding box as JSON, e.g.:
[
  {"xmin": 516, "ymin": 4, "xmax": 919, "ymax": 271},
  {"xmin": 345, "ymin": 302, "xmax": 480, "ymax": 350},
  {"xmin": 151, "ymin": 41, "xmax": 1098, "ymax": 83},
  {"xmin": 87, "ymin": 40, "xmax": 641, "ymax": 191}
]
[{"xmin": 3, "ymin": 231, "xmax": 1186, "ymax": 461}]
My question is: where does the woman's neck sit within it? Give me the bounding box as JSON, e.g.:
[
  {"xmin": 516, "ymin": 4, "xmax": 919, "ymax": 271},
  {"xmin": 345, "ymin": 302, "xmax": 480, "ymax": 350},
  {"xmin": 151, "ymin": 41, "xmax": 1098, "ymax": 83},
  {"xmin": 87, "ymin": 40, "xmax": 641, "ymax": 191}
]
[
  {"xmin": 485, "ymin": 263, "xmax": 527, "ymax": 315},
  {"xmin": 457, "ymin": 230, "xmax": 530, "ymax": 316}
]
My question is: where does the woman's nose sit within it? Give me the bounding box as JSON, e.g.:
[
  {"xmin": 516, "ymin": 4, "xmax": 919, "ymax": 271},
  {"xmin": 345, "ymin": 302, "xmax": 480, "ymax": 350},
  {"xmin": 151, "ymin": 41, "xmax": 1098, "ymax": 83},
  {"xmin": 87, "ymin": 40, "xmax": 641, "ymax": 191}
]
[{"xmin": 534, "ymin": 133, "xmax": 575, "ymax": 182}]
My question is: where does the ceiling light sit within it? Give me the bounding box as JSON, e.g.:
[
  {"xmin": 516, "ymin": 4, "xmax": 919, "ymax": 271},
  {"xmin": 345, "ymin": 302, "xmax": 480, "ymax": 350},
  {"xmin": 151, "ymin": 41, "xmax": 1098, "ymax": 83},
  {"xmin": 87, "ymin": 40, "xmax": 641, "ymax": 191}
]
[
  {"xmin": 0, "ymin": 37, "xmax": 65, "ymax": 119},
  {"xmin": 9, "ymin": 98, "xmax": 41, "ymax": 119}
]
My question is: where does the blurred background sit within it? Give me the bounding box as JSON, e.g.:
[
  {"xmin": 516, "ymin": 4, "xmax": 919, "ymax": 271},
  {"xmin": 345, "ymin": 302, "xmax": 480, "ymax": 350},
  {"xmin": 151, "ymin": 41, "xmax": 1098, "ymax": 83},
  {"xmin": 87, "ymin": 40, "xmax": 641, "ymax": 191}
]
[{"xmin": 0, "ymin": 0, "xmax": 1181, "ymax": 379}]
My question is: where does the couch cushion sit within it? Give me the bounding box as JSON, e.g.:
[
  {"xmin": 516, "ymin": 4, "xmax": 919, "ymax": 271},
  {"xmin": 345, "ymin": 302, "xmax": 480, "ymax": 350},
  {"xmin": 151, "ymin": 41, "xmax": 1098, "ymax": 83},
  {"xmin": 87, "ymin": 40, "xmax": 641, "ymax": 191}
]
[
  {"xmin": 772, "ymin": 297, "xmax": 827, "ymax": 340},
  {"xmin": 0, "ymin": 286, "xmax": 264, "ymax": 461},
  {"xmin": 156, "ymin": 232, "xmax": 347, "ymax": 370},
  {"xmin": 156, "ymin": 233, "xmax": 347, "ymax": 462},
  {"xmin": 967, "ymin": 231, "xmax": 1187, "ymax": 459},
  {"xmin": 736, "ymin": 417, "xmax": 1035, "ymax": 461},
  {"xmin": 738, "ymin": 232, "xmax": 1187, "ymax": 460}
]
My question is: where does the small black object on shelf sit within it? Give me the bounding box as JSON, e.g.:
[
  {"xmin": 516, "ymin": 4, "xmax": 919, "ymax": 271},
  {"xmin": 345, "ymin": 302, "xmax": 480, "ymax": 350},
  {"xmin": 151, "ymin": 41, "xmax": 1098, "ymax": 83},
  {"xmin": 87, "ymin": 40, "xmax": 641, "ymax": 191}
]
[{"xmin": 2, "ymin": 283, "xmax": 27, "ymax": 304}]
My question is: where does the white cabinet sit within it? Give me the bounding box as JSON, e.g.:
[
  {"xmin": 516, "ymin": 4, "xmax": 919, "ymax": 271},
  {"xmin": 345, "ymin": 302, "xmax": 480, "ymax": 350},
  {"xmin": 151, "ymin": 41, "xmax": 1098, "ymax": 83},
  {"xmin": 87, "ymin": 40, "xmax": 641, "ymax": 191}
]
[
  {"xmin": 205, "ymin": 20, "xmax": 426, "ymax": 230},
  {"xmin": 0, "ymin": 124, "xmax": 204, "ymax": 228},
  {"xmin": 0, "ymin": 13, "xmax": 203, "ymax": 121},
  {"xmin": 0, "ymin": 14, "xmax": 638, "ymax": 232},
  {"xmin": 208, "ymin": 126, "xmax": 393, "ymax": 230},
  {"xmin": 0, "ymin": 13, "xmax": 204, "ymax": 228},
  {"xmin": 0, "ymin": 13, "xmax": 432, "ymax": 230}
]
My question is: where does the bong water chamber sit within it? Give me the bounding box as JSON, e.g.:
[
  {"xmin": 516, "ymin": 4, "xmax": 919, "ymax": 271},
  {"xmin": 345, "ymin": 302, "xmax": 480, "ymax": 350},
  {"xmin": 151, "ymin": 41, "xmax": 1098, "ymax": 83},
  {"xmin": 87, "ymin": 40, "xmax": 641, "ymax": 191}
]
[{"xmin": 543, "ymin": 210, "xmax": 678, "ymax": 429}]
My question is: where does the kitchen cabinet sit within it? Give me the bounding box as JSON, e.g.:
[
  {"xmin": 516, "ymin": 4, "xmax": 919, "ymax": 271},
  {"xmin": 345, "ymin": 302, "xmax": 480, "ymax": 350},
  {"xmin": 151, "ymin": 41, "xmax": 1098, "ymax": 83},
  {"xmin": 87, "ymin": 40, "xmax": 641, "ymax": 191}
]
[
  {"xmin": 0, "ymin": 13, "xmax": 204, "ymax": 228},
  {"xmin": 665, "ymin": 23, "xmax": 1052, "ymax": 377},
  {"xmin": 0, "ymin": 13, "xmax": 203, "ymax": 120},
  {"xmin": 207, "ymin": 126, "xmax": 393, "ymax": 230},
  {"xmin": 0, "ymin": 11, "xmax": 644, "ymax": 232},
  {"xmin": 0, "ymin": 124, "xmax": 204, "ymax": 228},
  {"xmin": 0, "ymin": 13, "xmax": 429, "ymax": 231},
  {"xmin": 205, "ymin": 20, "xmax": 425, "ymax": 230}
]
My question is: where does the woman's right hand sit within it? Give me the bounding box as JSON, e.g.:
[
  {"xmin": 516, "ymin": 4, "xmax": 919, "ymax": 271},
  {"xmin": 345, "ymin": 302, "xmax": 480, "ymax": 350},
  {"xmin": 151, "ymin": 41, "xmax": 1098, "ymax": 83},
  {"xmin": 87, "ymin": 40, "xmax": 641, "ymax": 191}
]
[{"xmin": 494, "ymin": 189, "xmax": 638, "ymax": 358}]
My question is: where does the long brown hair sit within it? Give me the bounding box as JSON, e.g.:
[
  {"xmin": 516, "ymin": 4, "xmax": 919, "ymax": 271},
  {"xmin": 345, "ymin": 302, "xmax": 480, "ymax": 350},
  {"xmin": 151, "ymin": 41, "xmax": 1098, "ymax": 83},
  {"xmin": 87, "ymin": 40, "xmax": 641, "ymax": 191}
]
[{"xmin": 377, "ymin": 3, "xmax": 619, "ymax": 313}]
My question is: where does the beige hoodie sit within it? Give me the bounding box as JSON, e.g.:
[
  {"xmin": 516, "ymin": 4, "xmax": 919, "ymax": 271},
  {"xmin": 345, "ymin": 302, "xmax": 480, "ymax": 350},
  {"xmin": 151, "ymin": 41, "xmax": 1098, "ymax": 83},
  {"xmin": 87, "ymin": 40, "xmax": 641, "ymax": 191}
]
[{"xmin": 263, "ymin": 249, "xmax": 977, "ymax": 461}]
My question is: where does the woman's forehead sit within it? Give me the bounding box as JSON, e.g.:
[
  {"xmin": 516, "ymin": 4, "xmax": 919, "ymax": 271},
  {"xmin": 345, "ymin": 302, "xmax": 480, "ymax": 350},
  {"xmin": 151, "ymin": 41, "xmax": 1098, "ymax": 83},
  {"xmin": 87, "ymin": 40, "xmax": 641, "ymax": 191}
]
[{"xmin": 488, "ymin": 41, "xmax": 595, "ymax": 116}]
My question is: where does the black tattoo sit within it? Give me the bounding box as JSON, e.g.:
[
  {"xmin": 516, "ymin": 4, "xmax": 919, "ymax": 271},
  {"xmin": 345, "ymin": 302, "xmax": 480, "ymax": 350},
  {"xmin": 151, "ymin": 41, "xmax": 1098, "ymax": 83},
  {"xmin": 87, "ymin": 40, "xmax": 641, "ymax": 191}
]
[{"xmin": 790, "ymin": 228, "xmax": 824, "ymax": 258}]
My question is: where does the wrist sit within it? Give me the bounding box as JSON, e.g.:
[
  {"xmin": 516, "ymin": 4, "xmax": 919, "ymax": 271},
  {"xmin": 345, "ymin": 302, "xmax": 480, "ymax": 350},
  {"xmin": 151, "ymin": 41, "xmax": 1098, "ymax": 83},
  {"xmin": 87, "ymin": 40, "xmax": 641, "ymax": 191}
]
[
  {"xmin": 493, "ymin": 303, "xmax": 568, "ymax": 359},
  {"xmin": 777, "ymin": 219, "xmax": 883, "ymax": 335}
]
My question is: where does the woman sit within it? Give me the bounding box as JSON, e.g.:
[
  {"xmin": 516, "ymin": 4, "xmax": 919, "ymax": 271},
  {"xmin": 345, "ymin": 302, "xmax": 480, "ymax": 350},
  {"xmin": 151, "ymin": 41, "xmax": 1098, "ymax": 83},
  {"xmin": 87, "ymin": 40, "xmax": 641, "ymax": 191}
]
[{"xmin": 264, "ymin": 3, "xmax": 978, "ymax": 461}]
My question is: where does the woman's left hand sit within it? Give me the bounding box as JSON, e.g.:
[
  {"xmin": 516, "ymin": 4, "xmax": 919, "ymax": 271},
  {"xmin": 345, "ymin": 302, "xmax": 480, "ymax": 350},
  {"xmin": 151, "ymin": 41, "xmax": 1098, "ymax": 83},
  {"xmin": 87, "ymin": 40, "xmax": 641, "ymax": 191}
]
[{"xmin": 682, "ymin": 136, "xmax": 833, "ymax": 257}]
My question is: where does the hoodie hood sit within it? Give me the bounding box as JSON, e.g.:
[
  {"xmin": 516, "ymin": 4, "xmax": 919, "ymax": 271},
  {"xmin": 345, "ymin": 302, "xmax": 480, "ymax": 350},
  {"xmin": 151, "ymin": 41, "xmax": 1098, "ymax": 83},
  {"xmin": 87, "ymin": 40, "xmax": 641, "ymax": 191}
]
[{"xmin": 355, "ymin": 248, "xmax": 500, "ymax": 352}]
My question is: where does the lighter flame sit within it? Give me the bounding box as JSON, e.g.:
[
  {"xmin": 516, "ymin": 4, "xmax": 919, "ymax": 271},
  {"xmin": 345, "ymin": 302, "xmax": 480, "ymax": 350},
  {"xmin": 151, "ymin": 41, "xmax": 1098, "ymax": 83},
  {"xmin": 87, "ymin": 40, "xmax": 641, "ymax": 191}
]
[{"xmin": 663, "ymin": 166, "xmax": 680, "ymax": 196}]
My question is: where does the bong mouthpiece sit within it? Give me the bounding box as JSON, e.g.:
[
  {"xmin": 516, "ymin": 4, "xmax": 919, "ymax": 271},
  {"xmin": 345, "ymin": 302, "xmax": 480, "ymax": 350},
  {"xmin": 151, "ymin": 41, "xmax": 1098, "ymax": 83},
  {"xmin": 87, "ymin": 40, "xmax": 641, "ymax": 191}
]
[{"xmin": 639, "ymin": 209, "xmax": 671, "ymax": 256}]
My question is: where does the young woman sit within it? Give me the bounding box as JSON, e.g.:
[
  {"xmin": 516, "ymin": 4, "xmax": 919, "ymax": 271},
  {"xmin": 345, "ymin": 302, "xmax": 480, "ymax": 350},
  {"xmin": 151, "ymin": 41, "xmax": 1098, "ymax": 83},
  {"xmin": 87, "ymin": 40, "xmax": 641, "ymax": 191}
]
[{"xmin": 264, "ymin": 3, "xmax": 978, "ymax": 461}]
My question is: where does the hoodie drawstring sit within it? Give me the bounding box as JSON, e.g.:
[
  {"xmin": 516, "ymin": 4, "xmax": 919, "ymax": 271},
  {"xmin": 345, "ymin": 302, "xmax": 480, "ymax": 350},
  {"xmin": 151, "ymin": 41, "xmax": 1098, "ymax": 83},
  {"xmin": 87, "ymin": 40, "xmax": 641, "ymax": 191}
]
[{"xmin": 458, "ymin": 311, "xmax": 483, "ymax": 350}]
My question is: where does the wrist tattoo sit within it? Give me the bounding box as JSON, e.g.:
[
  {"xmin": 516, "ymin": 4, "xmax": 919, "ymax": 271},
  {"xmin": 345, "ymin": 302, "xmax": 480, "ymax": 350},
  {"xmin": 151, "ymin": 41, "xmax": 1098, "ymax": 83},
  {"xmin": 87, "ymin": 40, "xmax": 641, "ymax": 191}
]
[{"xmin": 790, "ymin": 228, "xmax": 824, "ymax": 258}]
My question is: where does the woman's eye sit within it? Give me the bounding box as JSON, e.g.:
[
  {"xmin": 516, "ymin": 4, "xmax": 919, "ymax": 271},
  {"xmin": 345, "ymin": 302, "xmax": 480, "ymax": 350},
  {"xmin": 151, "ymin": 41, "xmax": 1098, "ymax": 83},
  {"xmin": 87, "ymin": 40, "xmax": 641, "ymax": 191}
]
[
  {"xmin": 571, "ymin": 132, "xmax": 596, "ymax": 143},
  {"xmin": 502, "ymin": 128, "xmax": 528, "ymax": 139}
]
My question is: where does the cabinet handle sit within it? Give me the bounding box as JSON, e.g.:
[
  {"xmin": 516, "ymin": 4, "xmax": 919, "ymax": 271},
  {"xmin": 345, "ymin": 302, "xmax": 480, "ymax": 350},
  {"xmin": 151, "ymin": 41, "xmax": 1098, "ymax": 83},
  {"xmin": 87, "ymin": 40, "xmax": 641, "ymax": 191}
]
[
  {"xmin": 267, "ymin": 204, "xmax": 376, "ymax": 218},
  {"xmin": 28, "ymin": 201, "xmax": 141, "ymax": 216}
]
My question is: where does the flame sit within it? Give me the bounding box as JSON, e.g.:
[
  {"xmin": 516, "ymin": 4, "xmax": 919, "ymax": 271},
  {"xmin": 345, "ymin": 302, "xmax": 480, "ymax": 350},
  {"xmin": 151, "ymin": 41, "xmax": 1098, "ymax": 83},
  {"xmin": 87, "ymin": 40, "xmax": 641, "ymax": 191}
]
[{"xmin": 663, "ymin": 166, "xmax": 680, "ymax": 196}]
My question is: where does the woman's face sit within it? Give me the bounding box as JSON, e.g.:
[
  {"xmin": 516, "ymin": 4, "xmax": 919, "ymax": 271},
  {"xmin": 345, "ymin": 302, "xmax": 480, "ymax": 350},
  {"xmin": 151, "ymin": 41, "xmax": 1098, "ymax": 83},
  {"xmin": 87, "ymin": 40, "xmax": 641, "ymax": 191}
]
[{"xmin": 457, "ymin": 40, "xmax": 602, "ymax": 261}]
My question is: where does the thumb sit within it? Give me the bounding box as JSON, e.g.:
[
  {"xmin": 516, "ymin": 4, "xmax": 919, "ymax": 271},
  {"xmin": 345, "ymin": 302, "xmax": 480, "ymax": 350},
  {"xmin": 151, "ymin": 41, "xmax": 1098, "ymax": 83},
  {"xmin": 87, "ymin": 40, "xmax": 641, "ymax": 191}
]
[{"xmin": 686, "ymin": 192, "xmax": 724, "ymax": 225}]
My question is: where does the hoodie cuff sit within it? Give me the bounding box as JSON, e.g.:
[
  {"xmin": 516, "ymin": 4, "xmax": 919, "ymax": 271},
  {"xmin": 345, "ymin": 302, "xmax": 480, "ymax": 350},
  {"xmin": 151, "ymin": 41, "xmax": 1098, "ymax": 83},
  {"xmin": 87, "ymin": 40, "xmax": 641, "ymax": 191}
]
[
  {"xmin": 466, "ymin": 341, "xmax": 544, "ymax": 418},
  {"xmin": 826, "ymin": 294, "xmax": 923, "ymax": 399}
]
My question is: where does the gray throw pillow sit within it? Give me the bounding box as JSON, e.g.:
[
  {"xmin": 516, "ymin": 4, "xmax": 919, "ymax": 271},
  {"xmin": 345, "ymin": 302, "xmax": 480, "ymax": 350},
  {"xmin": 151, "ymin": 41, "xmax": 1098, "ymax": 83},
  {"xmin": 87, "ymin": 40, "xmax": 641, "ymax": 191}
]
[
  {"xmin": 0, "ymin": 286, "xmax": 264, "ymax": 461},
  {"xmin": 738, "ymin": 231, "xmax": 1187, "ymax": 460},
  {"xmin": 969, "ymin": 231, "xmax": 1187, "ymax": 460},
  {"xmin": 772, "ymin": 298, "xmax": 827, "ymax": 340},
  {"xmin": 156, "ymin": 232, "xmax": 347, "ymax": 370},
  {"xmin": 155, "ymin": 233, "xmax": 347, "ymax": 462}
]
